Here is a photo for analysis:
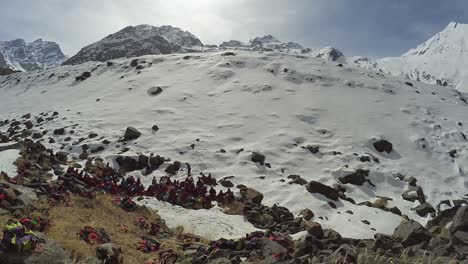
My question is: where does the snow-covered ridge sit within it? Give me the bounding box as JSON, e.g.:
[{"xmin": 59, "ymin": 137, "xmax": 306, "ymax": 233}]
[
  {"xmin": 0, "ymin": 38, "xmax": 66, "ymax": 71},
  {"xmin": 63, "ymin": 25, "xmax": 203, "ymax": 65},
  {"xmin": 1, "ymin": 51, "xmax": 467, "ymax": 239},
  {"xmin": 219, "ymin": 35, "xmax": 345, "ymax": 61},
  {"xmin": 350, "ymin": 22, "xmax": 468, "ymax": 92}
]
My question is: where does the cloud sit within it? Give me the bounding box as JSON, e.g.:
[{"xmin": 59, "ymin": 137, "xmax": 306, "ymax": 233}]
[{"xmin": 1, "ymin": 0, "xmax": 468, "ymax": 57}]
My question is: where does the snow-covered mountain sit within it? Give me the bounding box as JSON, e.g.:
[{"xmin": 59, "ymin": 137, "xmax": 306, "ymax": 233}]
[
  {"xmin": 1, "ymin": 51, "xmax": 467, "ymax": 240},
  {"xmin": 219, "ymin": 35, "xmax": 345, "ymax": 61},
  {"xmin": 220, "ymin": 34, "xmax": 305, "ymax": 51},
  {"xmin": 63, "ymin": 25, "xmax": 203, "ymax": 65},
  {"xmin": 351, "ymin": 22, "xmax": 468, "ymax": 92},
  {"xmin": 0, "ymin": 39, "xmax": 66, "ymax": 71}
]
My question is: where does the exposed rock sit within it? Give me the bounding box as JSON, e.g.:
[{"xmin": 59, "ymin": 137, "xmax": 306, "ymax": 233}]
[
  {"xmin": 414, "ymin": 202, "xmax": 435, "ymax": 217},
  {"xmin": 306, "ymin": 181, "xmax": 340, "ymax": 201},
  {"xmin": 251, "ymin": 152, "xmax": 266, "ymax": 165},
  {"xmin": 450, "ymin": 206, "xmax": 468, "ymax": 233},
  {"xmin": 53, "ymin": 128, "xmax": 65, "ymax": 135},
  {"xmin": 24, "ymin": 120, "xmax": 33, "ymax": 129},
  {"xmin": 95, "ymin": 243, "xmax": 124, "ymax": 264},
  {"xmin": 305, "ymin": 145, "xmax": 320, "ymax": 154},
  {"xmin": 393, "ymin": 220, "xmax": 432, "ymax": 247},
  {"xmin": 373, "ymin": 139, "xmax": 393, "ymax": 153},
  {"xmin": 300, "ymin": 221, "xmax": 324, "ymax": 239},
  {"xmin": 299, "ymin": 209, "xmax": 314, "ymax": 221},
  {"xmin": 240, "ymin": 186, "xmax": 264, "ymax": 205},
  {"xmin": 219, "ymin": 179, "xmax": 234, "ymax": 188},
  {"xmin": 373, "ymin": 233, "xmax": 395, "ymax": 250},
  {"xmin": 339, "ymin": 169, "xmax": 369, "ymax": 186},
  {"xmin": 123, "ymin": 127, "xmax": 141, "ymax": 141},
  {"xmin": 164, "ymin": 161, "xmax": 181, "ymax": 175},
  {"xmin": 152, "ymin": 125, "xmax": 159, "ymax": 132}
]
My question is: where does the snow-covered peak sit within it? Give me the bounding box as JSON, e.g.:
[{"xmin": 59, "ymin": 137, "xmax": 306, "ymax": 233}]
[
  {"xmin": 250, "ymin": 34, "xmax": 281, "ymax": 46},
  {"xmin": 0, "ymin": 38, "xmax": 66, "ymax": 71},
  {"xmin": 63, "ymin": 24, "xmax": 203, "ymax": 65},
  {"xmin": 351, "ymin": 22, "xmax": 468, "ymax": 92},
  {"xmin": 312, "ymin": 46, "xmax": 345, "ymax": 62}
]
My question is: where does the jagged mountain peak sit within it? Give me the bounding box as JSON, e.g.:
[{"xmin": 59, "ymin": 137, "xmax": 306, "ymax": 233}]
[
  {"xmin": 63, "ymin": 24, "xmax": 203, "ymax": 65},
  {"xmin": 250, "ymin": 34, "xmax": 281, "ymax": 45},
  {"xmin": 0, "ymin": 38, "xmax": 66, "ymax": 71}
]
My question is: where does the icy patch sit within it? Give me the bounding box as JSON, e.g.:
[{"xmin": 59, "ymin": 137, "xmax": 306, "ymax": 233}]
[
  {"xmin": 137, "ymin": 197, "xmax": 262, "ymax": 240},
  {"xmin": 0, "ymin": 149, "xmax": 19, "ymax": 176}
]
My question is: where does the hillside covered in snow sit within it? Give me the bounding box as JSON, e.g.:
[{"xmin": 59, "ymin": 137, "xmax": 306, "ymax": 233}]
[
  {"xmin": 0, "ymin": 38, "xmax": 66, "ymax": 71},
  {"xmin": 351, "ymin": 22, "xmax": 468, "ymax": 92},
  {"xmin": 63, "ymin": 25, "xmax": 203, "ymax": 65},
  {"xmin": 1, "ymin": 50, "xmax": 467, "ymax": 243}
]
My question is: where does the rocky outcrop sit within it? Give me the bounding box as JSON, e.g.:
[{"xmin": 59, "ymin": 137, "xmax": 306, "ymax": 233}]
[{"xmin": 63, "ymin": 25, "xmax": 203, "ymax": 65}]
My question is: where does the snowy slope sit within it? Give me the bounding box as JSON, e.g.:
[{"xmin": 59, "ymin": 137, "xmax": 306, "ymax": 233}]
[
  {"xmin": 1, "ymin": 51, "xmax": 468, "ymax": 240},
  {"xmin": 0, "ymin": 39, "xmax": 66, "ymax": 71},
  {"xmin": 63, "ymin": 25, "xmax": 203, "ymax": 65},
  {"xmin": 351, "ymin": 22, "xmax": 468, "ymax": 92}
]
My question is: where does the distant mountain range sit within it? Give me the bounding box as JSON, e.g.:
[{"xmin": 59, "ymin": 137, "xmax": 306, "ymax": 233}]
[{"xmin": 4, "ymin": 22, "xmax": 468, "ymax": 93}]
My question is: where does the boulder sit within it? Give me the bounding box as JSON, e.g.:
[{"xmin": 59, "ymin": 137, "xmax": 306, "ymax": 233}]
[
  {"xmin": 306, "ymin": 181, "xmax": 340, "ymax": 201},
  {"xmin": 240, "ymin": 187, "xmax": 263, "ymax": 204},
  {"xmin": 260, "ymin": 237, "xmax": 287, "ymax": 258},
  {"xmin": 452, "ymin": 231, "xmax": 468, "ymax": 246},
  {"xmin": 2, "ymin": 233, "xmax": 72, "ymax": 264},
  {"xmin": 219, "ymin": 179, "xmax": 234, "ymax": 188},
  {"xmin": 393, "ymin": 220, "xmax": 432, "ymax": 247},
  {"xmin": 450, "ymin": 206, "xmax": 468, "ymax": 233},
  {"xmin": 305, "ymin": 145, "xmax": 320, "ymax": 154},
  {"xmin": 95, "ymin": 243, "xmax": 124, "ymax": 264},
  {"xmin": 53, "ymin": 128, "xmax": 65, "ymax": 135},
  {"xmin": 373, "ymin": 139, "xmax": 393, "ymax": 153},
  {"xmin": 299, "ymin": 209, "xmax": 314, "ymax": 221},
  {"xmin": 414, "ymin": 202, "xmax": 435, "ymax": 217},
  {"xmin": 339, "ymin": 169, "xmax": 369, "ymax": 186},
  {"xmin": 251, "ymin": 152, "xmax": 266, "ymax": 165},
  {"xmin": 24, "ymin": 120, "xmax": 33, "ymax": 129},
  {"xmin": 123, "ymin": 127, "xmax": 141, "ymax": 141},
  {"xmin": 300, "ymin": 220, "xmax": 324, "ymax": 239}
]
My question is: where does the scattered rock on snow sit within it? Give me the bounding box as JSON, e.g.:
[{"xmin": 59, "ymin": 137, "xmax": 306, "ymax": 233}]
[
  {"xmin": 373, "ymin": 139, "xmax": 393, "ymax": 153},
  {"xmin": 306, "ymin": 181, "xmax": 340, "ymax": 201},
  {"xmin": 123, "ymin": 127, "xmax": 141, "ymax": 141}
]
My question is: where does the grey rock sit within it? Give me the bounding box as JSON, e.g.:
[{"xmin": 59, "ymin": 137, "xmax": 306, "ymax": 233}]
[
  {"xmin": 451, "ymin": 206, "xmax": 468, "ymax": 233},
  {"xmin": 123, "ymin": 127, "xmax": 141, "ymax": 141},
  {"xmin": 393, "ymin": 219, "xmax": 432, "ymax": 247},
  {"xmin": 95, "ymin": 243, "xmax": 124, "ymax": 264}
]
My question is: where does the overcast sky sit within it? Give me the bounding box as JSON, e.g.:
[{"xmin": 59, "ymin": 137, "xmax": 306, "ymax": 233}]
[{"xmin": 1, "ymin": 0, "xmax": 468, "ymax": 58}]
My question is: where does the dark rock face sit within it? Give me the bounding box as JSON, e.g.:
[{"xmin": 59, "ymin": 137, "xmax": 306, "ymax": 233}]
[
  {"xmin": 63, "ymin": 25, "xmax": 203, "ymax": 65},
  {"xmin": 393, "ymin": 220, "xmax": 432, "ymax": 247},
  {"xmin": 339, "ymin": 169, "xmax": 369, "ymax": 186},
  {"xmin": 0, "ymin": 38, "xmax": 66, "ymax": 71},
  {"xmin": 306, "ymin": 181, "xmax": 340, "ymax": 201},
  {"xmin": 123, "ymin": 127, "xmax": 141, "ymax": 141},
  {"xmin": 373, "ymin": 139, "xmax": 393, "ymax": 153}
]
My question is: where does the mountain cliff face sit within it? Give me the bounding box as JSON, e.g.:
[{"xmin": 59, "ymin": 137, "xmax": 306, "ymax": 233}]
[
  {"xmin": 63, "ymin": 25, "xmax": 203, "ymax": 65},
  {"xmin": 351, "ymin": 22, "xmax": 468, "ymax": 92},
  {"xmin": 0, "ymin": 39, "xmax": 66, "ymax": 71}
]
